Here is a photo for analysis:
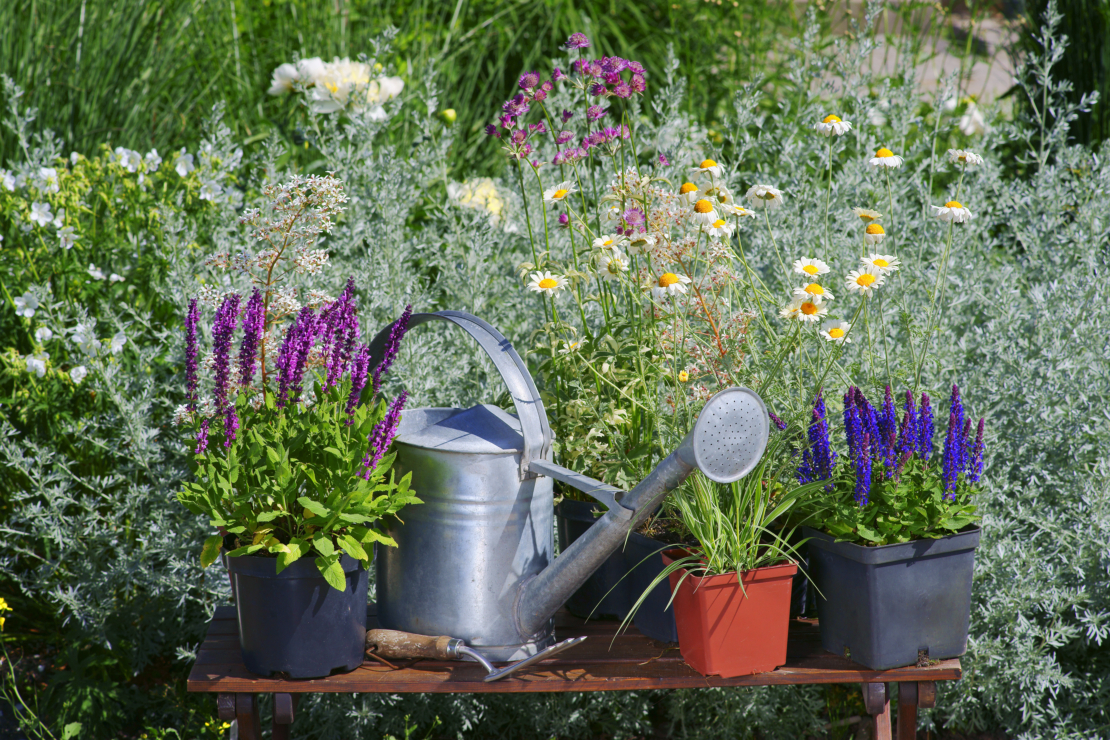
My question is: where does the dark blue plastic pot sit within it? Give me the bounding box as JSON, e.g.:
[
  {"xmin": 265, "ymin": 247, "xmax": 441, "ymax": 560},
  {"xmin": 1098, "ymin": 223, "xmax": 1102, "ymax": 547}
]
[
  {"xmin": 556, "ymin": 499, "xmax": 632, "ymax": 620},
  {"xmin": 227, "ymin": 553, "xmax": 368, "ymax": 678},
  {"xmin": 625, "ymin": 532, "xmax": 679, "ymax": 643},
  {"xmin": 803, "ymin": 526, "xmax": 980, "ymax": 670}
]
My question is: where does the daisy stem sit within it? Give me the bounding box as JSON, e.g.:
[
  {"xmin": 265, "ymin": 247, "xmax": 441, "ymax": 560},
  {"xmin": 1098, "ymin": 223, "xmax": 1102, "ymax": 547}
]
[
  {"xmin": 824, "ymin": 140, "xmax": 833, "ymax": 261},
  {"xmin": 515, "ymin": 159, "xmax": 549, "ymax": 323},
  {"xmin": 763, "ymin": 208, "xmax": 790, "ymax": 288},
  {"xmin": 811, "ymin": 298, "xmax": 867, "ymax": 398},
  {"xmin": 877, "ymin": 291, "xmax": 894, "ymax": 387},
  {"xmin": 885, "ymin": 168, "xmax": 895, "ymax": 249},
  {"xmin": 915, "ymin": 219, "xmax": 956, "ymax": 390},
  {"xmin": 530, "ymin": 164, "xmax": 589, "ymax": 334},
  {"xmin": 864, "ymin": 295, "xmax": 875, "ymax": 383},
  {"xmin": 733, "ymin": 231, "xmax": 773, "ymax": 336}
]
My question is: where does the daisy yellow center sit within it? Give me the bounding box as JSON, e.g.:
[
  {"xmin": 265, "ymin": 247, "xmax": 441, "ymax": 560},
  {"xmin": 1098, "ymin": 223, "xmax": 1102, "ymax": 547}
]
[
  {"xmin": 876, "ymin": 147, "xmax": 894, "ymax": 158},
  {"xmin": 607, "ymin": 260, "xmax": 621, "ymax": 273},
  {"xmin": 856, "ymin": 273, "xmax": 877, "ymax": 287},
  {"xmin": 828, "ymin": 327, "xmax": 845, "ymax": 338},
  {"xmin": 866, "ymin": 224, "xmax": 885, "ymax": 234},
  {"xmin": 945, "ymin": 200, "xmax": 963, "ymax": 209},
  {"xmin": 822, "ymin": 114, "xmax": 842, "ymax": 123},
  {"xmin": 800, "ymin": 301, "xmax": 819, "ymax": 315},
  {"xmin": 802, "ymin": 264, "xmax": 820, "ymax": 275},
  {"xmin": 699, "ymin": 159, "xmax": 717, "ymax": 168},
  {"xmin": 858, "ymin": 213, "xmax": 876, "ymax": 222},
  {"xmin": 552, "ymin": 188, "xmax": 569, "ymax": 199},
  {"xmin": 694, "ymin": 199, "xmax": 714, "ymax": 214},
  {"xmin": 712, "ymin": 219, "xmax": 726, "ymax": 228},
  {"xmin": 872, "ymin": 258, "xmax": 890, "ymax": 268},
  {"xmin": 680, "ymin": 182, "xmax": 698, "ymax": 194},
  {"xmin": 602, "ymin": 238, "xmax": 614, "ymax": 245},
  {"xmin": 805, "ymin": 283, "xmax": 824, "ymax": 295},
  {"xmin": 538, "ymin": 278, "xmax": 558, "ymax": 289},
  {"xmin": 761, "ymin": 191, "xmax": 777, "ymax": 200},
  {"xmin": 659, "ymin": 273, "xmax": 681, "ymax": 288}
]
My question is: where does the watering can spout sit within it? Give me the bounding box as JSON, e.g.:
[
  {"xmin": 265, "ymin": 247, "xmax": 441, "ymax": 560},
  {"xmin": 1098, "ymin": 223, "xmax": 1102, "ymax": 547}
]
[{"xmin": 515, "ymin": 387, "xmax": 769, "ymax": 640}]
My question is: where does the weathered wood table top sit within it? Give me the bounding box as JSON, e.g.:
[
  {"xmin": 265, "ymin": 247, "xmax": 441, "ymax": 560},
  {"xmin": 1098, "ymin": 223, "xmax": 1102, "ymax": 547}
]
[{"xmin": 188, "ymin": 604, "xmax": 958, "ymax": 740}]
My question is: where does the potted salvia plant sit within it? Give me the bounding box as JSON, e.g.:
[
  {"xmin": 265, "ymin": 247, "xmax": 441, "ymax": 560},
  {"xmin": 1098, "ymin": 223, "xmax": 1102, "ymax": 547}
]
[
  {"xmin": 176, "ymin": 175, "xmax": 420, "ymax": 678},
  {"xmin": 795, "ymin": 385, "xmax": 984, "ymax": 669},
  {"xmin": 624, "ymin": 436, "xmax": 822, "ymax": 677}
]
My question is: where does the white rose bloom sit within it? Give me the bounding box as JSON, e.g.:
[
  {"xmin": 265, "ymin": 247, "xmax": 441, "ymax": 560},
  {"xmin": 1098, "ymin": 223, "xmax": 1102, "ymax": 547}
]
[
  {"xmin": 70, "ymin": 365, "xmax": 89, "ymax": 384},
  {"xmin": 30, "ymin": 201, "xmax": 53, "ymax": 228},
  {"xmin": 110, "ymin": 331, "xmax": 127, "ymax": 355},
  {"xmin": 35, "ymin": 327, "xmax": 53, "ymax": 343},
  {"xmin": 14, "ymin": 292, "xmax": 38, "ymax": 318},
  {"xmin": 175, "ymin": 150, "xmax": 195, "ymax": 177}
]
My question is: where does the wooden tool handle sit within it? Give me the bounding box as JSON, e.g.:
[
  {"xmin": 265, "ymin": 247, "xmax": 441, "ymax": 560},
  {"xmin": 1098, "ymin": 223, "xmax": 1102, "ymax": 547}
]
[{"xmin": 365, "ymin": 629, "xmax": 455, "ymax": 660}]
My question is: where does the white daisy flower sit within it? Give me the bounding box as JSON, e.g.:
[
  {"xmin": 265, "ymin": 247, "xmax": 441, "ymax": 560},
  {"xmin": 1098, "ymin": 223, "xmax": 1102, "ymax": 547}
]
[
  {"xmin": 719, "ymin": 202, "xmax": 755, "ymax": 218},
  {"xmin": 864, "ymin": 223, "xmax": 886, "ymax": 244},
  {"xmin": 689, "ymin": 158, "xmax": 722, "ymax": 178},
  {"xmin": 701, "ymin": 183, "xmax": 734, "ymax": 205},
  {"xmin": 947, "ymin": 149, "xmax": 983, "ymax": 166},
  {"xmin": 559, "ymin": 339, "xmax": 583, "ymax": 355},
  {"xmin": 598, "ymin": 251, "xmax": 629, "ymax": 280},
  {"xmin": 861, "ymin": 254, "xmax": 901, "ymax": 274},
  {"xmin": 704, "ymin": 218, "xmax": 734, "ymax": 240},
  {"xmin": 845, "ymin": 268, "xmax": 885, "ymax": 296},
  {"xmin": 820, "ymin": 320, "xmax": 852, "ymax": 344},
  {"xmin": 851, "ymin": 207, "xmax": 882, "ymax": 222},
  {"xmin": 14, "ymin": 292, "xmax": 38, "ymax": 318},
  {"xmin": 814, "ymin": 114, "xmax": 853, "ymax": 137},
  {"xmin": 744, "ymin": 184, "xmax": 784, "ymax": 209},
  {"xmin": 792, "ymin": 257, "xmax": 830, "ymax": 277},
  {"xmin": 593, "ymin": 234, "xmax": 627, "ymax": 251},
  {"xmin": 649, "ymin": 272, "xmax": 692, "ymax": 300},
  {"xmin": 627, "ymin": 232, "xmax": 656, "ymax": 253},
  {"xmin": 602, "ymin": 205, "xmax": 622, "ymax": 224},
  {"xmin": 779, "ymin": 295, "xmax": 828, "ymax": 323},
  {"xmin": 34, "ymin": 327, "xmax": 53, "ymax": 343},
  {"xmin": 30, "ymin": 201, "xmax": 53, "ymax": 228},
  {"xmin": 678, "ymin": 182, "xmax": 701, "ymax": 205},
  {"xmin": 869, "ymin": 147, "xmax": 904, "ymax": 169},
  {"xmin": 931, "ymin": 200, "xmax": 973, "ymax": 223},
  {"xmin": 542, "ymin": 181, "xmax": 577, "ymax": 204},
  {"xmin": 793, "ymin": 283, "xmax": 834, "ymax": 301},
  {"xmin": 527, "ymin": 271, "xmax": 567, "ymax": 296},
  {"xmin": 70, "ymin": 365, "xmax": 89, "ymax": 384},
  {"xmin": 691, "ymin": 199, "xmax": 719, "ymax": 225}
]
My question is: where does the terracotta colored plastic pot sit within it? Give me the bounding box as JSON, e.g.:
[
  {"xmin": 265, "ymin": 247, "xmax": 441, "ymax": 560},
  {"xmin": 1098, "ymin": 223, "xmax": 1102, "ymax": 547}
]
[{"xmin": 663, "ymin": 550, "xmax": 797, "ymax": 678}]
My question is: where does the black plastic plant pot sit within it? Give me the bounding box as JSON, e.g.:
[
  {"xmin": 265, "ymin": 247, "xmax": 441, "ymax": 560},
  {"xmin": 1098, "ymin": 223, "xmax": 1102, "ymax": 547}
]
[
  {"xmin": 227, "ymin": 553, "xmax": 368, "ymax": 678},
  {"xmin": 556, "ymin": 499, "xmax": 632, "ymax": 620},
  {"xmin": 803, "ymin": 526, "xmax": 980, "ymax": 670},
  {"xmin": 625, "ymin": 531, "xmax": 679, "ymax": 642}
]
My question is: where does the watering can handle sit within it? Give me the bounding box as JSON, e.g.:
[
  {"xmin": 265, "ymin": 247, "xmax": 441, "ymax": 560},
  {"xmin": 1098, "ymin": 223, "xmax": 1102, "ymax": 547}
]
[{"xmin": 367, "ymin": 310, "xmax": 552, "ymax": 477}]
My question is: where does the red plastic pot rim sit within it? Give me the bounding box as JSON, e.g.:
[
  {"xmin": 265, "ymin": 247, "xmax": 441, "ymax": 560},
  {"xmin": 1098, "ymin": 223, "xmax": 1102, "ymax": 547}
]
[{"xmin": 662, "ymin": 549, "xmax": 797, "ymax": 587}]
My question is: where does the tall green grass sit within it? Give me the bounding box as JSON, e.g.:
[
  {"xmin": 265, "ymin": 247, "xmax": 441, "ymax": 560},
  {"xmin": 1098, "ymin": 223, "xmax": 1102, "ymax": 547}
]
[{"xmin": 1, "ymin": 0, "xmax": 806, "ymax": 174}]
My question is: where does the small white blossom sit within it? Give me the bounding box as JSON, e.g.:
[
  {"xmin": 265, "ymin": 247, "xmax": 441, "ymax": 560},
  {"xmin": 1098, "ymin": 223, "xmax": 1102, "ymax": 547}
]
[
  {"xmin": 52, "ymin": 208, "xmax": 65, "ymax": 229},
  {"xmin": 932, "ymin": 201, "xmax": 973, "ymax": 223},
  {"xmin": 25, "ymin": 354, "xmax": 48, "ymax": 378},
  {"xmin": 199, "ymin": 180, "xmax": 222, "ymax": 201},
  {"xmin": 87, "ymin": 264, "xmax": 106, "ymax": 280},
  {"xmin": 110, "ymin": 331, "xmax": 127, "ymax": 355},
  {"xmin": 30, "ymin": 202, "xmax": 53, "ymax": 228},
  {"xmin": 744, "ymin": 184, "xmax": 784, "ymax": 209},
  {"xmin": 172, "ymin": 403, "xmax": 192, "ymax": 425},
  {"xmin": 648, "ymin": 272, "xmax": 692, "ymax": 301},
  {"xmin": 70, "ymin": 365, "xmax": 88, "ymax": 384},
  {"xmin": 527, "ymin": 271, "xmax": 567, "ymax": 296},
  {"xmin": 145, "ymin": 149, "xmax": 162, "ymax": 171},
  {"xmin": 869, "ymin": 147, "xmax": 904, "ymax": 168},
  {"xmin": 36, "ymin": 167, "xmax": 60, "ymax": 194},
  {"xmin": 109, "ymin": 273, "xmax": 125, "ymax": 283},
  {"xmin": 542, "ymin": 181, "xmax": 577, "ymax": 204},
  {"xmin": 175, "ymin": 150, "xmax": 195, "ymax": 177},
  {"xmin": 814, "ymin": 115, "xmax": 852, "ymax": 136},
  {"xmin": 72, "ymin": 324, "xmax": 99, "ymax": 355},
  {"xmin": 14, "ymin": 292, "xmax": 39, "ymax": 318},
  {"xmin": 959, "ymin": 103, "xmax": 986, "ymax": 136},
  {"xmin": 59, "ymin": 226, "xmax": 78, "ymax": 250},
  {"xmin": 947, "ymin": 149, "xmax": 984, "ymax": 166},
  {"xmin": 34, "ymin": 327, "xmax": 53, "ymax": 343},
  {"xmin": 1, "ymin": 169, "xmax": 15, "ymax": 191},
  {"xmin": 114, "ymin": 147, "xmax": 142, "ymax": 173}
]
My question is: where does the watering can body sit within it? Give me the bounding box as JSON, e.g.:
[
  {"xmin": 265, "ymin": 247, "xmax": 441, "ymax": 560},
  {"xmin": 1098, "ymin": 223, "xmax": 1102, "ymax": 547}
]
[{"xmin": 370, "ymin": 311, "xmax": 769, "ymax": 661}]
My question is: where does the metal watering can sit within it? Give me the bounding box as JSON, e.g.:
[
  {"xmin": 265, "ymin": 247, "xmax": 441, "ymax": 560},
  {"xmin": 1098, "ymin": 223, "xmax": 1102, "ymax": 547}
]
[{"xmin": 367, "ymin": 311, "xmax": 770, "ymax": 661}]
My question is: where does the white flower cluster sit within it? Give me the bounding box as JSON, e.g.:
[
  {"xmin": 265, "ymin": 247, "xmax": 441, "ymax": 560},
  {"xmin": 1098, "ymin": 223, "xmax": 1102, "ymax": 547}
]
[
  {"xmin": 110, "ymin": 147, "xmax": 162, "ymax": 186},
  {"xmin": 268, "ymin": 57, "xmax": 404, "ymax": 118}
]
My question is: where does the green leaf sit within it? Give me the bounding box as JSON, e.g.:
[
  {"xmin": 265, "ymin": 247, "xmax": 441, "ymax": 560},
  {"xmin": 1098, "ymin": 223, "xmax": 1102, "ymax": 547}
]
[
  {"xmin": 313, "ymin": 534, "xmax": 336, "ymax": 557},
  {"xmin": 266, "ymin": 446, "xmax": 281, "ymax": 465},
  {"xmin": 62, "ymin": 722, "xmax": 83, "ymax": 740},
  {"xmin": 200, "ymin": 535, "xmax": 223, "ymax": 568},
  {"xmin": 298, "ymin": 497, "xmax": 330, "ymax": 518},
  {"xmin": 276, "ymin": 539, "xmax": 307, "ymax": 573},
  {"xmin": 256, "ymin": 509, "xmax": 284, "ymax": 523},
  {"xmin": 317, "ymin": 556, "xmax": 346, "ymax": 591},
  {"xmin": 338, "ymin": 534, "xmax": 368, "ymax": 561}
]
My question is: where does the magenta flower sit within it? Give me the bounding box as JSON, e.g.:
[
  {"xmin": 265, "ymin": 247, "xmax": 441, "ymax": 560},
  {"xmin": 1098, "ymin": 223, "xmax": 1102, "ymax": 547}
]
[
  {"xmin": 589, "ymin": 83, "xmax": 608, "ymax": 97},
  {"xmin": 362, "ymin": 390, "xmax": 409, "ymax": 478},
  {"xmin": 528, "ymin": 121, "xmax": 547, "ymax": 134},
  {"xmin": 540, "ymin": 80, "xmax": 554, "ymax": 92},
  {"xmin": 557, "ymin": 213, "xmax": 569, "ymax": 227},
  {"xmin": 372, "ymin": 305, "xmax": 412, "ymax": 394},
  {"xmin": 622, "ymin": 207, "xmax": 645, "ymax": 229},
  {"xmin": 611, "ymin": 80, "xmax": 632, "ymax": 99},
  {"xmin": 185, "ymin": 299, "xmax": 199, "ymax": 411},
  {"xmin": 553, "ymin": 68, "xmax": 567, "ymax": 82},
  {"xmin": 533, "ymin": 89, "xmax": 548, "ymax": 102},
  {"xmin": 502, "ymin": 94, "xmax": 530, "ymax": 117},
  {"xmin": 518, "ymin": 71, "xmax": 540, "ymax": 90},
  {"xmin": 564, "ymin": 32, "xmax": 590, "ymax": 49},
  {"xmin": 238, "ymin": 289, "xmax": 265, "ymax": 389},
  {"xmin": 587, "ymin": 105, "xmax": 607, "ymax": 122},
  {"xmin": 484, "ymin": 124, "xmax": 500, "ymax": 138},
  {"xmin": 560, "ymin": 109, "xmax": 574, "ymax": 123},
  {"xmin": 556, "ymin": 130, "xmax": 574, "ymax": 145},
  {"xmin": 630, "ymin": 73, "xmax": 646, "ymax": 93},
  {"xmin": 498, "ymin": 114, "xmax": 516, "ymax": 131}
]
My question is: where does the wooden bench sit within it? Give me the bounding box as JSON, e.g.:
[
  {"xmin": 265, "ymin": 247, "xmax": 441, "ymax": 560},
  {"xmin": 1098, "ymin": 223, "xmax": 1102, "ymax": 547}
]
[{"xmin": 189, "ymin": 605, "xmax": 958, "ymax": 740}]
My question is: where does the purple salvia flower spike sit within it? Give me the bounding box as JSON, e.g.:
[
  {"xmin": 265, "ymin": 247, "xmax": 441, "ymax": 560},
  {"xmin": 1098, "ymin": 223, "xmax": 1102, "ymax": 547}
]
[
  {"xmin": 796, "ymin": 447, "xmax": 815, "ymax": 486},
  {"xmin": 810, "ymin": 390, "xmax": 836, "ymax": 487},
  {"xmin": 195, "ymin": 419, "xmax": 210, "ymax": 455},
  {"xmin": 900, "ymin": 389, "xmax": 918, "ymax": 457},
  {"xmin": 211, "ymin": 294, "xmax": 242, "ymax": 447},
  {"xmin": 854, "ymin": 432, "xmax": 872, "ymax": 507},
  {"xmin": 968, "ymin": 418, "xmax": 985, "ymax": 484},
  {"xmin": 238, "ymin": 289, "xmax": 265, "ymax": 389},
  {"xmin": 345, "ymin": 344, "xmax": 372, "ymax": 422},
  {"xmin": 943, "ymin": 410, "xmax": 960, "ymax": 498},
  {"xmin": 918, "ymin": 393, "xmax": 934, "ymax": 461},
  {"xmin": 288, "ymin": 306, "xmax": 318, "ymax": 405},
  {"xmin": 372, "ymin": 305, "xmax": 412, "ymax": 394},
  {"xmin": 949, "ymin": 384, "xmax": 966, "ymax": 470},
  {"xmin": 185, "ymin": 299, "xmax": 200, "ymax": 411},
  {"xmin": 879, "ymin": 385, "xmax": 898, "ymax": 474},
  {"xmin": 843, "ymin": 389, "xmax": 860, "ymax": 461},
  {"xmin": 362, "ymin": 391, "xmax": 409, "ymax": 478},
  {"xmin": 768, "ymin": 411, "xmax": 787, "ymax": 431}
]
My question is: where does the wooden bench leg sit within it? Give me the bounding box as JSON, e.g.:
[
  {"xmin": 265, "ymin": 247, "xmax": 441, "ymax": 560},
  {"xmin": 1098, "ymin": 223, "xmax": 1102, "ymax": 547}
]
[
  {"xmin": 272, "ymin": 693, "xmax": 299, "ymax": 740},
  {"xmin": 235, "ymin": 693, "xmax": 262, "ymax": 740},
  {"xmin": 862, "ymin": 682, "xmax": 892, "ymax": 740},
  {"xmin": 897, "ymin": 682, "xmax": 918, "ymax": 740}
]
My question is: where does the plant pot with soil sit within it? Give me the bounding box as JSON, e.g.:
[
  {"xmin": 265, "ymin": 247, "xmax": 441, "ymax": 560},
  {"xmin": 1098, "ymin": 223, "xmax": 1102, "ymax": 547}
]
[
  {"xmin": 176, "ymin": 276, "xmax": 420, "ymax": 678},
  {"xmin": 793, "ymin": 385, "xmax": 985, "ymax": 670}
]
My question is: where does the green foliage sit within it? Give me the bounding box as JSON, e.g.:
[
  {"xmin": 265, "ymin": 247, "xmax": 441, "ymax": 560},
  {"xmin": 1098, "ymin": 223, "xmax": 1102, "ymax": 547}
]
[
  {"xmin": 180, "ymin": 387, "xmax": 419, "ymax": 588},
  {"xmin": 801, "ymin": 456, "xmax": 980, "ymax": 546}
]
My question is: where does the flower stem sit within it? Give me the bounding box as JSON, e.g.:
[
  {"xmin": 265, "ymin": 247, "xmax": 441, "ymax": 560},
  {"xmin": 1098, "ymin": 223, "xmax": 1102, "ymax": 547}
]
[{"xmin": 823, "ymin": 140, "xmax": 833, "ymax": 261}]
